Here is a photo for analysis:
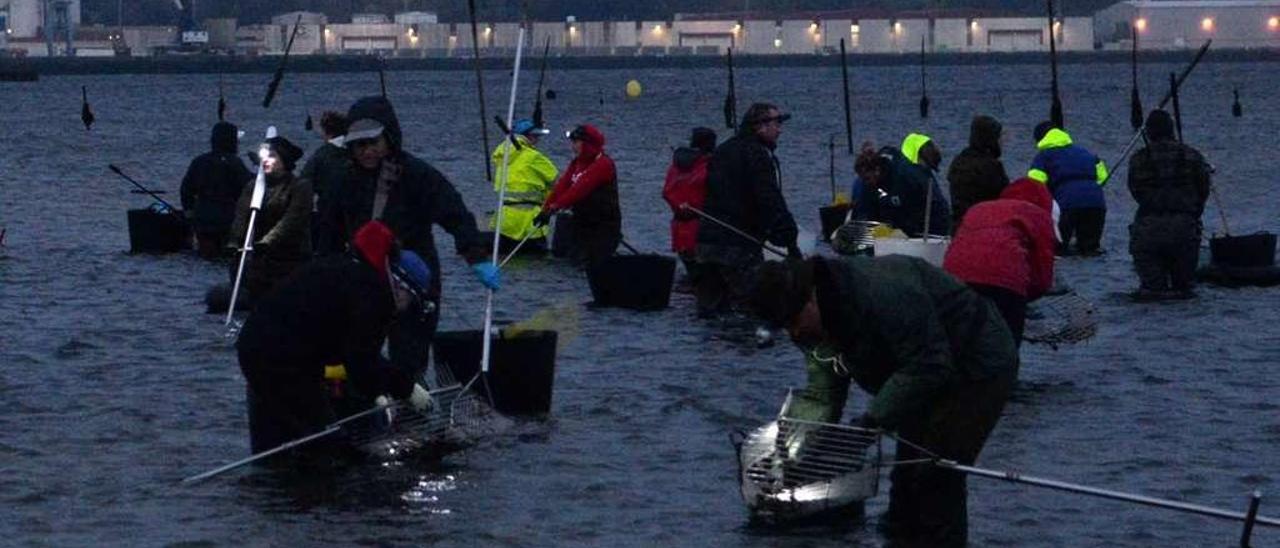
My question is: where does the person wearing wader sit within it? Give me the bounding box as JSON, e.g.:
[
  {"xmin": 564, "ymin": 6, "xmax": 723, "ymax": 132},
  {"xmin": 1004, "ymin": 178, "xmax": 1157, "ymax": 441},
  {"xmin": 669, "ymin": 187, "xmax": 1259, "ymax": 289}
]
[
  {"xmin": 661, "ymin": 127, "xmax": 716, "ymax": 284},
  {"xmin": 491, "ymin": 118, "xmax": 558, "ymax": 254},
  {"xmin": 944, "ymin": 178, "xmax": 1057, "ymax": 346},
  {"xmin": 533, "ymin": 124, "xmax": 622, "ymax": 268},
  {"xmin": 947, "ymin": 115, "xmax": 1010, "ymax": 230},
  {"xmin": 236, "ymin": 221, "xmax": 435, "ymax": 456},
  {"xmin": 180, "ymin": 121, "xmax": 253, "ymax": 259},
  {"xmin": 1027, "ymin": 122, "xmax": 1109, "ymax": 256},
  {"xmin": 694, "ymin": 103, "xmax": 800, "ymax": 318},
  {"xmin": 749, "ymin": 256, "xmax": 1018, "ymax": 547},
  {"xmin": 1127, "ymin": 110, "xmax": 1212, "ymax": 300},
  {"xmin": 302, "ymin": 111, "xmax": 351, "ymax": 254},
  {"xmin": 316, "ymin": 96, "xmax": 500, "ymax": 380},
  {"xmin": 227, "ymin": 136, "xmax": 312, "ymax": 303}
]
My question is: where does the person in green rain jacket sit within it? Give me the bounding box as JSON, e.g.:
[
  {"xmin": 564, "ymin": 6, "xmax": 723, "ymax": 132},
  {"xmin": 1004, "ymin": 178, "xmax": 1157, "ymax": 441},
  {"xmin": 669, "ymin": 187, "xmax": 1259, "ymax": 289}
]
[
  {"xmin": 750, "ymin": 255, "xmax": 1018, "ymax": 547},
  {"xmin": 491, "ymin": 119, "xmax": 558, "ymax": 252}
]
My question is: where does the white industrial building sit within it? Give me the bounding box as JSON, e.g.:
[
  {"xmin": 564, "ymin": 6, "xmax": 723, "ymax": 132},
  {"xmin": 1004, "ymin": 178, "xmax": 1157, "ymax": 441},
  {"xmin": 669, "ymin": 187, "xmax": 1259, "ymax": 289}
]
[{"xmin": 1094, "ymin": 0, "xmax": 1280, "ymax": 49}]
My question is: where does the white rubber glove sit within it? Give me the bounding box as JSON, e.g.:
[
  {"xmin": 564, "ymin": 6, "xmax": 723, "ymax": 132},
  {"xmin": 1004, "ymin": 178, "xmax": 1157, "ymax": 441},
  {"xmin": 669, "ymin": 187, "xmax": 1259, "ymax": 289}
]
[{"xmin": 408, "ymin": 383, "xmax": 435, "ymax": 412}]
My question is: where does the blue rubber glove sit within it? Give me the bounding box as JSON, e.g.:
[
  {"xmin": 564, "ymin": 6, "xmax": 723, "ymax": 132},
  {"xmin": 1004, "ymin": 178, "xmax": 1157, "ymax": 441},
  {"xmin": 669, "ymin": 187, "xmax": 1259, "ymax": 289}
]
[{"xmin": 471, "ymin": 262, "xmax": 501, "ymax": 291}]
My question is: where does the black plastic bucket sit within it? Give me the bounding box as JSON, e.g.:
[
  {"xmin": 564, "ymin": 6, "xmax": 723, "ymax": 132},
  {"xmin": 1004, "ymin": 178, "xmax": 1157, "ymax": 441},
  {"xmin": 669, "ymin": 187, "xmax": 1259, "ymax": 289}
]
[
  {"xmin": 127, "ymin": 208, "xmax": 190, "ymax": 254},
  {"xmin": 432, "ymin": 329, "xmax": 558, "ymax": 416},
  {"xmin": 1210, "ymin": 232, "xmax": 1276, "ymax": 268},
  {"xmin": 550, "ymin": 214, "xmax": 576, "ymax": 258},
  {"xmin": 818, "ymin": 204, "xmax": 851, "ymax": 242},
  {"xmin": 587, "ymin": 254, "xmax": 676, "ymax": 311}
]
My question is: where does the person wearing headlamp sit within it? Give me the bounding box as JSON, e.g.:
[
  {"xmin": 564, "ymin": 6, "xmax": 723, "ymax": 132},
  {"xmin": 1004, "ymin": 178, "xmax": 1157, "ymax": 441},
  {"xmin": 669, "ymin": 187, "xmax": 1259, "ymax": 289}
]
[
  {"xmin": 532, "ymin": 124, "xmax": 621, "ymax": 267},
  {"xmin": 227, "ymin": 135, "xmax": 311, "ymax": 304}
]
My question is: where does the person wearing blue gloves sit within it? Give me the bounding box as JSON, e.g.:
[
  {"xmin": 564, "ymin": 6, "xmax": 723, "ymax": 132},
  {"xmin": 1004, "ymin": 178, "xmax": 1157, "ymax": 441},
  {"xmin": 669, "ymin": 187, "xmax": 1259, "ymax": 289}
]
[{"xmin": 317, "ymin": 96, "xmax": 500, "ymax": 379}]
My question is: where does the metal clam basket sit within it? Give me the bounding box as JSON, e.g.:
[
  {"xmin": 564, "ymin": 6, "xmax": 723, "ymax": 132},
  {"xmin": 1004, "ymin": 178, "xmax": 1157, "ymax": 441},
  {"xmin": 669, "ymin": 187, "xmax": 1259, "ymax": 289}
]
[
  {"xmin": 735, "ymin": 408, "xmax": 882, "ymax": 522},
  {"xmin": 1023, "ymin": 290, "xmax": 1098, "ymax": 346},
  {"xmin": 831, "ymin": 220, "xmax": 879, "ymax": 257}
]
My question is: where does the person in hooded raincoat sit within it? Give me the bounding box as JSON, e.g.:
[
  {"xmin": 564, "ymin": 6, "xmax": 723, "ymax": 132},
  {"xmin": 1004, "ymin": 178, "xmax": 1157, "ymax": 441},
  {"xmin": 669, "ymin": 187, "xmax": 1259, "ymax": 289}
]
[
  {"xmin": 181, "ymin": 121, "xmax": 253, "ymax": 259},
  {"xmin": 236, "ymin": 220, "xmax": 435, "ymax": 456},
  {"xmin": 316, "ymin": 96, "xmax": 498, "ymax": 378},
  {"xmin": 947, "ymin": 115, "xmax": 1010, "ymax": 230},
  {"xmin": 492, "ymin": 118, "xmax": 558, "ymax": 253},
  {"xmin": 1027, "ymin": 122, "xmax": 1109, "ymax": 256},
  {"xmin": 533, "ymin": 124, "xmax": 622, "ymax": 267},
  {"xmin": 750, "ymin": 256, "xmax": 1018, "ymax": 548},
  {"xmin": 1127, "ymin": 110, "xmax": 1212, "ymax": 299},
  {"xmin": 228, "ymin": 136, "xmax": 312, "ymax": 303},
  {"xmin": 661, "ymin": 127, "xmax": 717, "ymax": 278},
  {"xmin": 944, "ymin": 178, "xmax": 1057, "ymax": 344},
  {"xmin": 879, "ymin": 133, "xmax": 951, "ymax": 238}
]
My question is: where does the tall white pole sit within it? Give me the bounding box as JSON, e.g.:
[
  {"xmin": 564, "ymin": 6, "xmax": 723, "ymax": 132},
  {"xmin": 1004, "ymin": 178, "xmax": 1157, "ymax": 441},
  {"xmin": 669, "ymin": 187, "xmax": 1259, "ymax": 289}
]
[
  {"xmin": 225, "ymin": 126, "xmax": 277, "ymax": 326},
  {"xmin": 480, "ymin": 25, "xmax": 526, "ymax": 374}
]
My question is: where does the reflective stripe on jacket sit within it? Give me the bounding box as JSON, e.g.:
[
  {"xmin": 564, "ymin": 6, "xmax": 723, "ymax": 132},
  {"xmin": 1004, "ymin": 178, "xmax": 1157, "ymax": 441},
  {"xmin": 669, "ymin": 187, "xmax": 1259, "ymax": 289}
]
[{"xmin": 1027, "ymin": 129, "xmax": 1108, "ymax": 210}]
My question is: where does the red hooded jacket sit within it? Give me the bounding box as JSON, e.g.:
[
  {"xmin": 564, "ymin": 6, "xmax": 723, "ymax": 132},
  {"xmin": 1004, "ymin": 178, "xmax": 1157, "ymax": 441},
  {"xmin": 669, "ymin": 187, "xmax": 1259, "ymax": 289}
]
[
  {"xmin": 544, "ymin": 125, "xmax": 618, "ymax": 220},
  {"xmin": 943, "ymin": 178, "xmax": 1057, "ymax": 299},
  {"xmin": 661, "ymin": 148, "xmax": 709, "ymax": 254}
]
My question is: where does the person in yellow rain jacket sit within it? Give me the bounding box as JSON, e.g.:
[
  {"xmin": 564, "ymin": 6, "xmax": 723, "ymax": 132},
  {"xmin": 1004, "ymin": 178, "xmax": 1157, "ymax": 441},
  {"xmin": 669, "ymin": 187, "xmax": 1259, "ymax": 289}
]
[{"xmin": 492, "ymin": 119, "xmax": 559, "ymax": 253}]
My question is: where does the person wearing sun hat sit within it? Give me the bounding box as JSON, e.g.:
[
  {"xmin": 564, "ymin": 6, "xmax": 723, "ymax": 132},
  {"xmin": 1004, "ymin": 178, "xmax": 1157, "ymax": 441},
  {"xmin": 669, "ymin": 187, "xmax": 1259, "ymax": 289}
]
[{"xmin": 491, "ymin": 118, "xmax": 558, "ymax": 253}]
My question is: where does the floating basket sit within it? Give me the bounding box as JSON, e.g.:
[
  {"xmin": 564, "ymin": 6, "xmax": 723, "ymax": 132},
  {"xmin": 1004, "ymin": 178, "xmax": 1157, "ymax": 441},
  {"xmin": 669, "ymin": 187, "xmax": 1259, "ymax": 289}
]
[
  {"xmin": 831, "ymin": 221, "xmax": 878, "ymax": 256},
  {"xmin": 1210, "ymin": 232, "xmax": 1276, "ymax": 269},
  {"xmin": 735, "ymin": 417, "xmax": 882, "ymax": 523},
  {"xmin": 127, "ymin": 208, "xmax": 189, "ymax": 254},
  {"xmin": 1024, "ymin": 290, "xmax": 1098, "ymax": 346},
  {"xmin": 587, "ymin": 254, "xmax": 676, "ymax": 311},
  {"xmin": 432, "ymin": 329, "xmax": 558, "ymax": 416}
]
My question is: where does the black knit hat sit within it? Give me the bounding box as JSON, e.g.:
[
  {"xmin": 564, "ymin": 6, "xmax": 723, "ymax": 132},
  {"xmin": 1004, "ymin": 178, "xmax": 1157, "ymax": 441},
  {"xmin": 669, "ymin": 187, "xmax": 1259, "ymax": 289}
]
[
  {"xmin": 264, "ymin": 136, "xmax": 304, "ymax": 172},
  {"xmin": 690, "ymin": 127, "xmax": 717, "ymax": 153},
  {"xmin": 749, "ymin": 259, "xmax": 815, "ymax": 329}
]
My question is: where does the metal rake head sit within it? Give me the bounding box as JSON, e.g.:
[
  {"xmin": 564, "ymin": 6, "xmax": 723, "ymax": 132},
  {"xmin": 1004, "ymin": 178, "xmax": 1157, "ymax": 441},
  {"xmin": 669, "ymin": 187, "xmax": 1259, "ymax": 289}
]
[{"xmin": 1024, "ymin": 291, "xmax": 1098, "ymax": 346}]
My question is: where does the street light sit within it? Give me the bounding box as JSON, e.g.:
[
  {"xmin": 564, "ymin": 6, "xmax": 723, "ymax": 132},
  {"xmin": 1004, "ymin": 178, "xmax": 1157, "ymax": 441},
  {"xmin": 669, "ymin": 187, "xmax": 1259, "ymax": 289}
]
[{"xmin": 1201, "ymin": 17, "xmax": 1214, "ymax": 31}]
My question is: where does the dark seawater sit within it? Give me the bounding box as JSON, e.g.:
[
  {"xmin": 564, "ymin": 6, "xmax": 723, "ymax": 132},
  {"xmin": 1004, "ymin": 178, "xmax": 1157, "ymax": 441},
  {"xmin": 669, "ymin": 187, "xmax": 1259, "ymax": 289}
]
[{"xmin": 1, "ymin": 60, "xmax": 1278, "ymax": 547}]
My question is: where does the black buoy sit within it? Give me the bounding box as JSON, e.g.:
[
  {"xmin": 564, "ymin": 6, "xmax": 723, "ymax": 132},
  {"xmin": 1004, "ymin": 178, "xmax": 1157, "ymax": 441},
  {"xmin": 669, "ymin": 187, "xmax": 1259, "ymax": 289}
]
[
  {"xmin": 81, "ymin": 86, "xmax": 95, "ymax": 130},
  {"xmin": 304, "ymin": 113, "xmax": 313, "ymax": 132},
  {"xmin": 1232, "ymin": 88, "xmax": 1243, "ymax": 118}
]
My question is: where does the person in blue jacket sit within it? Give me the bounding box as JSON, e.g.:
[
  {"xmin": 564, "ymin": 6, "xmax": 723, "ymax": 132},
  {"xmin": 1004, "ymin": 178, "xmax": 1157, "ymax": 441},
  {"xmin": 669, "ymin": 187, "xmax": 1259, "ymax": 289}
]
[{"xmin": 1027, "ymin": 122, "xmax": 1109, "ymax": 256}]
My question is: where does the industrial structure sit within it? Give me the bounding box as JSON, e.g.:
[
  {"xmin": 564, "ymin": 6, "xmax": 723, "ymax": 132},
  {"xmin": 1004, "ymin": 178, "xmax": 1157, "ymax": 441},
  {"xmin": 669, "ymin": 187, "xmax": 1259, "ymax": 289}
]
[
  {"xmin": 1094, "ymin": 0, "xmax": 1280, "ymax": 49},
  {"xmin": 2, "ymin": 1, "xmax": 1279, "ymax": 58}
]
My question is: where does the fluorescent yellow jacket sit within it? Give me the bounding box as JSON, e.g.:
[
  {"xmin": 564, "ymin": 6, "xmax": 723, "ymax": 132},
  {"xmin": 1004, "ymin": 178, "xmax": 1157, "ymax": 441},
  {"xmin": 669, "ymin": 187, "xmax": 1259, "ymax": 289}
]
[{"xmin": 491, "ymin": 136, "xmax": 559, "ymax": 240}]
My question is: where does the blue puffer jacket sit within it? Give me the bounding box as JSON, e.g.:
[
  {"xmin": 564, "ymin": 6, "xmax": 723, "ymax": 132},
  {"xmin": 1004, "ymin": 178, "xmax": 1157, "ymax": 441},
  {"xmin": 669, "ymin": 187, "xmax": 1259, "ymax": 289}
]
[{"xmin": 1027, "ymin": 129, "xmax": 1108, "ymax": 210}]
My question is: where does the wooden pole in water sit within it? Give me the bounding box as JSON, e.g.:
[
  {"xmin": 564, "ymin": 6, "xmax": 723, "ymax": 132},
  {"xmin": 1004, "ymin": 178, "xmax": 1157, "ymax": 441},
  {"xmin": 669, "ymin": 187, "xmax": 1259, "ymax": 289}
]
[
  {"xmin": 1130, "ymin": 28, "xmax": 1143, "ymax": 131},
  {"xmin": 467, "ymin": 0, "xmax": 493, "ymax": 182},
  {"xmin": 839, "ymin": 38, "xmax": 853, "ymax": 155},
  {"xmin": 724, "ymin": 47, "xmax": 738, "ymax": 130},
  {"xmin": 261, "ymin": 14, "xmax": 302, "ymax": 109},
  {"xmin": 1047, "ymin": 0, "xmax": 1064, "ymax": 128},
  {"xmin": 918, "ymin": 36, "xmax": 929, "ymax": 119},
  {"xmin": 532, "ymin": 36, "xmax": 551, "ymax": 127}
]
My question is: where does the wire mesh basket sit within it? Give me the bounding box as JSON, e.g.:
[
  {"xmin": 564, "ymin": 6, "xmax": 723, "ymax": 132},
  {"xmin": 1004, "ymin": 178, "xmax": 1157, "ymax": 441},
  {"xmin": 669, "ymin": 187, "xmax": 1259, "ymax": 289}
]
[
  {"xmin": 735, "ymin": 416, "xmax": 882, "ymax": 522},
  {"xmin": 1024, "ymin": 290, "xmax": 1098, "ymax": 346},
  {"xmin": 344, "ymin": 362, "xmax": 505, "ymax": 461}
]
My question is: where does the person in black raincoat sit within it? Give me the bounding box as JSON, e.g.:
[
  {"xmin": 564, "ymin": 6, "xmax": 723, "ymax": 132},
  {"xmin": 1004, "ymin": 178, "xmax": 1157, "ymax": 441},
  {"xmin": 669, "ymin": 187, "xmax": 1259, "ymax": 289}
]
[
  {"xmin": 694, "ymin": 102, "xmax": 800, "ymax": 318},
  {"xmin": 180, "ymin": 121, "xmax": 253, "ymax": 258},
  {"xmin": 1127, "ymin": 110, "xmax": 1212, "ymax": 299},
  {"xmin": 316, "ymin": 96, "xmax": 499, "ymax": 378},
  {"xmin": 302, "ymin": 111, "xmax": 351, "ymax": 253},
  {"xmin": 237, "ymin": 220, "xmax": 435, "ymax": 455},
  {"xmin": 750, "ymin": 256, "xmax": 1018, "ymax": 547},
  {"xmin": 228, "ymin": 136, "xmax": 312, "ymax": 303},
  {"xmin": 879, "ymin": 133, "xmax": 951, "ymax": 238},
  {"xmin": 947, "ymin": 115, "xmax": 1010, "ymax": 230}
]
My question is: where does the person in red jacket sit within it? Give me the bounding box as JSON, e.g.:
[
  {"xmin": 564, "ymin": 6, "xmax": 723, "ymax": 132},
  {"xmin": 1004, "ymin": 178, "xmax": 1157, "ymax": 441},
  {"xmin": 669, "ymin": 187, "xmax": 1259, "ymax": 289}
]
[
  {"xmin": 534, "ymin": 124, "xmax": 621, "ymax": 267},
  {"xmin": 662, "ymin": 127, "xmax": 717, "ymax": 280},
  {"xmin": 943, "ymin": 178, "xmax": 1056, "ymax": 346}
]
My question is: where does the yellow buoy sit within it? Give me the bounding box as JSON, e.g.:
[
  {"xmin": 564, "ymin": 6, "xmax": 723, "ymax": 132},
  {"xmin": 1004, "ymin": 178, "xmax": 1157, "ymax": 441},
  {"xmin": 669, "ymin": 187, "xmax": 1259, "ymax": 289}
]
[{"xmin": 625, "ymin": 79, "xmax": 642, "ymax": 99}]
